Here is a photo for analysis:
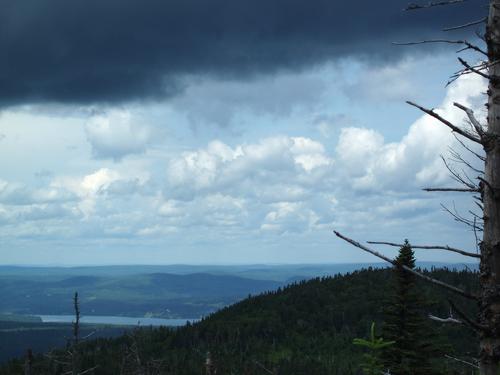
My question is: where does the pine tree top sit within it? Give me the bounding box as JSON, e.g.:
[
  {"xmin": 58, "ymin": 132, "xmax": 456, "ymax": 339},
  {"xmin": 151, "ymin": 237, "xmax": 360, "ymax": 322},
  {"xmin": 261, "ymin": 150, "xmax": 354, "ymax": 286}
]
[{"xmin": 395, "ymin": 239, "xmax": 415, "ymax": 269}]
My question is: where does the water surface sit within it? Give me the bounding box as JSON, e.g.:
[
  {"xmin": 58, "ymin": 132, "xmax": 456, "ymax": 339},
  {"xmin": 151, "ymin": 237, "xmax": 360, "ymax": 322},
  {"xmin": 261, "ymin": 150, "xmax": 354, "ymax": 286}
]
[{"xmin": 38, "ymin": 315, "xmax": 196, "ymax": 326}]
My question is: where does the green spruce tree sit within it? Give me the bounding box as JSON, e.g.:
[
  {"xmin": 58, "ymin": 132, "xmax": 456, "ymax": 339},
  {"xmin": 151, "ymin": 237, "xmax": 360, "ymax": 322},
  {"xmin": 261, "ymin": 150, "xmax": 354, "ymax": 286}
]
[
  {"xmin": 382, "ymin": 240, "xmax": 441, "ymax": 375},
  {"xmin": 353, "ymin": 322, "xmax": 394, "ymax": 375}
]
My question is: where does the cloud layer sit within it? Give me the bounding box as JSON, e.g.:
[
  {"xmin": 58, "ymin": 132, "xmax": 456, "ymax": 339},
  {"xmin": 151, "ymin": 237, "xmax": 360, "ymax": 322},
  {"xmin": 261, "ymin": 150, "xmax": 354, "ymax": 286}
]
[
  {"xmin": 0, "ymin": 0, "xmax": 483, "ymax": 107},
  {"xmin": 0, "ymin": 73, "xmax": 485, "ymax": 253}
]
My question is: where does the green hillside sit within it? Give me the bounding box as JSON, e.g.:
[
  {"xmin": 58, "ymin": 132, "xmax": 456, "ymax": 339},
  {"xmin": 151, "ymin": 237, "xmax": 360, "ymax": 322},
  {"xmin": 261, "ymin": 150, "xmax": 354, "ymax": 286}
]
[{"xmin": 1, "ymin": 267, "xmax": 479, "ymax": 374}]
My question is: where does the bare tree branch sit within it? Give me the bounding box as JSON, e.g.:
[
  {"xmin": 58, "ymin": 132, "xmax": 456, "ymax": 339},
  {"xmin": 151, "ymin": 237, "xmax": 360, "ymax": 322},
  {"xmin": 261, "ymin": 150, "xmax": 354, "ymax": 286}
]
[
  {"xmin": 253, "ymin": 360, "xmax": 275, "ymax": 375},
  {"xmin": 454, "ymin": 102, "xmax": 486, "ymax": 137},
  {"xmin": 441, "ymin": 203, "xmax": 484, "ymax": 231},
  {"xmin": 440, "ymin": 155, "xmax": 477, "ymax": 188},
  {"xmin": 334, "ymin": 231, "xmax": 478, "ymax": 300},
  {"xmin": 406, "ymin": 101, "xmax": 483, "ymax": 144},
  {"xmin": 448, "ymin": 147, "xmax": 484, "ymax": 174},
  {"xmin": 405, "ymin": 0, "xmax": 468, "ymax": 10},
  {"xmin": 77, "ymin": 366, "xmax": 100, "ymax": 375},
  {"xmin": 367, "ymin": 241, "xmax": 480, "ymax": 258},
  {"xmin": 440, "ymin": 155, "xmax": 480, "ymax": 193},
  {"xmin": 393, "ymin": 39, "xmax": 487, "ymax": 56},
  {"xmin": 423, "ymin": 187, "xmax": 481, "ymax": 192},
  {"xmin": 458, "ymin": 57, "xmax": 492, "ymax": 80},
  {"xmin": 444, "ymin": 355, "xmax": 480, "ymax": 369},
  {"xmin": 443, "ymin": 17, "xmax": 487, "ymax": 31},
  {"xmin": 447, "ymin": 60, "xmax": 500, "ymax": 85},
  {"xmin": 429, "ymin": 313, "xmax": 463, "ymax": 324},
  {"xmin": 81, "ymin": 331, "xmax": 96, "ymax": 340},
  {"xmin": 453, "ymin": 134, "xmax": 486, "ymax": 161},
  {"xmin": 448, "ymin": 299, "xmax": 488, "ymax": 332}
]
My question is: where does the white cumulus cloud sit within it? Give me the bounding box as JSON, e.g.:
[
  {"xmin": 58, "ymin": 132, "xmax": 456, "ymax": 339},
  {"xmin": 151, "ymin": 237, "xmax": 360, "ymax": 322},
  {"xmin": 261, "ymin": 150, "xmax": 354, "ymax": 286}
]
[
  {"xmin": 85, "ymin": 110, "xmax": 155, "ymax": 161},
  {"xmin": 335, "ymin": 73, "xmax": 486, "ymax": 192}
]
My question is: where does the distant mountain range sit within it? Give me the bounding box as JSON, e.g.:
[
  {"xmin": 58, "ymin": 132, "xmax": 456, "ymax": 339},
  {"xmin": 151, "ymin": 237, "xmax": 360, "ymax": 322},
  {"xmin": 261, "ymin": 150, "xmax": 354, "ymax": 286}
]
[
  {"xmin": 0, "ymin": 272, "xmax": 281, "ymax": 318},
  {"xmin": 0, "ymin": 262, "xmax": 478, "ymax": 319},
  {"xmin": 0, "ymin": 261, "xmax": 477, "ymax": 280}
]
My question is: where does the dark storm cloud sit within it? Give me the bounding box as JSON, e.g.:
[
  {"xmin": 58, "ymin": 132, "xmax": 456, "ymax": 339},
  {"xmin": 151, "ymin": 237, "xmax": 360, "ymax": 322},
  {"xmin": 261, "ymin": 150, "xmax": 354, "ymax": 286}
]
[{"xmin": 1, "ymin": 0, "xmax": 485, "ymax": 106}]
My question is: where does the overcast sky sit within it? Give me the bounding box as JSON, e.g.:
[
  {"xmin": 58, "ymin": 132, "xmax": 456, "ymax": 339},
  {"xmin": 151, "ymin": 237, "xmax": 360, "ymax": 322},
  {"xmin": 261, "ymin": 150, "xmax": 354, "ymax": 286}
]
[{"xmin": 0, "ymin": 0, "xmax": 487, "ymax": 265}]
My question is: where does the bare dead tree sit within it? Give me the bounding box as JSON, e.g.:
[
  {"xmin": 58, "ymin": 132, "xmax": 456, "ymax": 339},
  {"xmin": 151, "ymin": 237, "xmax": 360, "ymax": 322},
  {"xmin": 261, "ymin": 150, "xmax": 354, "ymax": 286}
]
[
  {"xmin": 119, "ymin": 328, "xmax": 165, "ymax": 375},
  {"xmin": 205, "ymin": 351, "xmax": 217, "ymax": 375},
  {"xmin": 24, "ymin": 349, "xmax": 33, "ymax": 375},
  {"xmin": 45, "ymin": 292, "xmax": 98, "ymax": 375},
  {"xmin": 334, "ymin": 1, "xmax": 500, "ymax": 374},
  {"xmin": 73, "ymin": 292, "xmax": 80, "ymax": 346}
]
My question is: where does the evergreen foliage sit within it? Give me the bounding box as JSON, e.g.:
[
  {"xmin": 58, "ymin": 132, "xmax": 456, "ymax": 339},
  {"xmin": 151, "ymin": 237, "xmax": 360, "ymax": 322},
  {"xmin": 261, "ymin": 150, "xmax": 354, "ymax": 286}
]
[
  {"xmin": 353, "ymin": 322, "xmax": 394, "ymax": 375},
  {"xmin": 382, "ymin": 241, "xmax": 444, "ymax": 375},
  {"xmin": 0, "ymin": 267, "xmax": 479, "ymax": 375}
]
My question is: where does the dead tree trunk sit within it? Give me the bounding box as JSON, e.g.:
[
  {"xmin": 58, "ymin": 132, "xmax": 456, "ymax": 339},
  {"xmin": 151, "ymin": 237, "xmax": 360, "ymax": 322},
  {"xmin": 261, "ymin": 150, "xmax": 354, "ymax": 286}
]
[{"xmin": 480, "ymin": 1, "xmax": 500, "ymax": 373}]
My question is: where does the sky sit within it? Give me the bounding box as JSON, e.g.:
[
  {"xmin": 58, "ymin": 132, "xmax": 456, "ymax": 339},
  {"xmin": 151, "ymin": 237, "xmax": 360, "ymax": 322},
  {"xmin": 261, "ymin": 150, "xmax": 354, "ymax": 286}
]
[{"xmin": 0, "ymin": 0, "xmax": 488, "ymax": 265}]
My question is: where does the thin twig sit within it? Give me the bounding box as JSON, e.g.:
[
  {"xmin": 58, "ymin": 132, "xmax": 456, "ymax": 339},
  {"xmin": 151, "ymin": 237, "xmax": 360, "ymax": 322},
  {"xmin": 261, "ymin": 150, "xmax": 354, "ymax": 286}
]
[
  {"xmin": 443, "ymin": 17, "xmax": 487, "ymax": 31},
  {"xmin": 448, "ymin": 147, "xmax": 483, "ymax": 174},
  {"xmin": 453, "ymin": 134, "xmax": 486, "ymax": 161},
  {"xmin": 367, "ymin": 241, "xmax": 480, "ymax": 258},
  {"xmin": 440, "ymin": 155, "xmax": 478, "ymax": 189},
  {"xmin": 444, "ymin": 355, "xmax": 479, "ymax": 369},
  {"xmin": 393, "ymin": 39, "xmax": 487, "ymax": 56},
  {"xmin": 458, "ymin": 57, "xmax": 491, "ymax": 80},
  {"xmin": 441, "ymin": 203, "xmax": 484, "ymax": 231},
  {"xmin": 81, "ymin": 331, "xmax": 96, "ymax": 340},
  {"xmin": 253, "ymin": 360, "xmax": 275, "ymax": 375},
  {"xmin": 447, "ymin": 60, "xmax": 500, "ymax": 85},
  {"xmin": 405, "ymin": 0, "xmax": 467, "ymax": 10},
  {"xmin": 78, "ymin": 366, "xmax": 100, "ymax": 375},
  {"xmin": 473, "ymin": 216, "xmax": 481, "ymax": 254}
]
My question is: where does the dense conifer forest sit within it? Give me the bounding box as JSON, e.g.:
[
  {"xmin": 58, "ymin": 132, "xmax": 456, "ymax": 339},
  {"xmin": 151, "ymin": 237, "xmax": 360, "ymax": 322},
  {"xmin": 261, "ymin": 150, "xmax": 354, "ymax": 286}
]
[{"xmin": 0, "ymin": 267, "xmax": 479, "ymax": 374}]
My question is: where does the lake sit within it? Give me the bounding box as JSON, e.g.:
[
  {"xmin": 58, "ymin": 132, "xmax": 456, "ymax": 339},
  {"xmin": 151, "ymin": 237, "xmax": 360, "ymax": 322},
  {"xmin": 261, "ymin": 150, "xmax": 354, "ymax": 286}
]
[{"xmin": 38, "ymin": 315, "xmax": 197, "ymax": 326}]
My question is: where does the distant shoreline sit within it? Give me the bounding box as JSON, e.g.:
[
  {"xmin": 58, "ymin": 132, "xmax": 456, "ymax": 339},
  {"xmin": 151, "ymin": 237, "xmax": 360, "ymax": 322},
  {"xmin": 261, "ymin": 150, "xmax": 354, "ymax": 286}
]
[{"xmin": 37, "ymin": 315, "xmax": 197, "ymax": 327}]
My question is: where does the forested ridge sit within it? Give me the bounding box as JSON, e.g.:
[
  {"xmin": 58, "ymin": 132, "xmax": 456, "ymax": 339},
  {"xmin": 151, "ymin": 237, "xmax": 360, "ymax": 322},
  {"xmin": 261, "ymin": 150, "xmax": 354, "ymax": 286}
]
[{"xmin": 0, "ymin": 267, "xmax": 479, "ymax": 374}]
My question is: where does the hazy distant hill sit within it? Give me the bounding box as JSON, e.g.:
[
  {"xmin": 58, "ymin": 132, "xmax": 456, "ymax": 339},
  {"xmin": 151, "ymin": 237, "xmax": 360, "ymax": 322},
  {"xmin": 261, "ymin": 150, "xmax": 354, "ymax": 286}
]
[
  {"xmin": 0, "ymin": 263, "xmax": 478, "ymax": 318},
  {"xmin": 0, "ymin": 261, "xmax": 477, "ymax": 280},
  {"xmin": 0, "ymin": 272, "xmax": 282, "ymax": 318}
]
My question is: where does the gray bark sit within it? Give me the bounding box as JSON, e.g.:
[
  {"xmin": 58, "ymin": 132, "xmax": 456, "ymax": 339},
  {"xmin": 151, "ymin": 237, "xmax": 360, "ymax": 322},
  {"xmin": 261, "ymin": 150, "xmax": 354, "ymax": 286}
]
[{"xmin": 480, "ymin": 1, "xmax": 500, "ymax": 374}]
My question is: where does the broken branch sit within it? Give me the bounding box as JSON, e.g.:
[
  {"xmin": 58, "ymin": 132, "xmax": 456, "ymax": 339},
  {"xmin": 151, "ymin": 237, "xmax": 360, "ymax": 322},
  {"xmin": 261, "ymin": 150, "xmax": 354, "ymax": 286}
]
[
  {"xmin": 367, "ymin": 241, "xmax": 480, "ymax": 258},
  {"xmin": 429, "ymin": 313, "xmax": 463, "ymax": 324},
  {"xmin": 334, "ymin": 231, "xmax": 478, "ymax": 300},
  {"xmin": 407, "ymin": 101, "xmax": 482, "ymax": 144},
  {"xmin": 453, "ymin": 102, "xmax": 486, "ymax": 137}
]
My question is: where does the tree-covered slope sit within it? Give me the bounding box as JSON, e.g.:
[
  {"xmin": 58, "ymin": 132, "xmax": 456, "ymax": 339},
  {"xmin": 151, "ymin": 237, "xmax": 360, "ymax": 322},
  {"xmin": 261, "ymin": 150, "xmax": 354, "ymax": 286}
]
[{"xmin": 1, "ymin": 267, "xmax": 480, "ymax": 375}]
